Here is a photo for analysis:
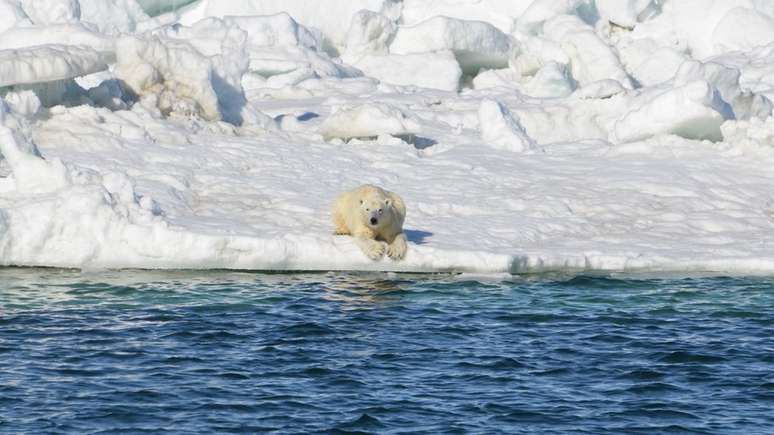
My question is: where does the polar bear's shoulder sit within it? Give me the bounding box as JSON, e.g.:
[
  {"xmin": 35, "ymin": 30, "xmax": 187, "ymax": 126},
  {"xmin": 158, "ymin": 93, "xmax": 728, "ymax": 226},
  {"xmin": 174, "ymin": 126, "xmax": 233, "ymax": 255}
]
[{"xmin": 386, "ymin": 190, "xmax": 405, "ymax": 217}]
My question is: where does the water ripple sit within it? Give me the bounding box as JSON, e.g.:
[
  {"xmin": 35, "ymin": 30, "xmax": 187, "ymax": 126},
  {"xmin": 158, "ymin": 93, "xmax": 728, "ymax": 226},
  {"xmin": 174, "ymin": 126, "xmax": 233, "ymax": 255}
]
[{"xmin": 1, "ymin": 269, "xmax": 773, "ymax": 433}]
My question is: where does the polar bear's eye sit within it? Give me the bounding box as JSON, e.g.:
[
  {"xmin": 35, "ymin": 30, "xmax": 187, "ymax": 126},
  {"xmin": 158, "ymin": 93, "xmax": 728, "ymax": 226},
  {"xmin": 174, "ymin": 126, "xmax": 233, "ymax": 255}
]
[
  {"xmin": 366, "ymin": 208, "xmax": 370, "ymax": 211},
  {"xmin": 378, "ymin": 208, "xmax": 383, "ymax": 213}
]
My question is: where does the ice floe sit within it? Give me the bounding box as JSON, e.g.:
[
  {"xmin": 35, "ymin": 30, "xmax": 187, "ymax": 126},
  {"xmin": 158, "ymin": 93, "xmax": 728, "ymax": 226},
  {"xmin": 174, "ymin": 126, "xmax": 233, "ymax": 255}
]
[
  {"xmin": 2, "ymin": 0, "xmax": 774, "ymax": 275},
  {"xmin": 319, "ymin": 103, "xmax": 421, "ymax": 141},
  {"xmin": 390, "ymin": 16, "xmax": 513, "ymax": 74},
  {"xmin": 478, "ymin": 99, "xmax": 536, "ymax": 153},
  {"xmin": 0, "ymin": 45, "xmax": 107, "ymax": 87},
  {"xmin": 352, "ymin": 51, "xmax": 461, "ymax": 92}
]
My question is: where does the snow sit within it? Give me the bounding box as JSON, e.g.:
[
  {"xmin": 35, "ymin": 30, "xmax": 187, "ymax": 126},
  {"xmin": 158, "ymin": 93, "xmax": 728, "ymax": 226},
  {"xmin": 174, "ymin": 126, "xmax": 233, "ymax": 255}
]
[
  {"xmin": 0, "ymin": 23, "xmax": 114, "ymax": 53},
  {"xmin": 352, "ymin": 51, "xmax": 461, "ymax": 92},
  {"xmin": 473, "ymin": 61, "xmax": 575, "ymax": 98},
  {"xmin": 0, "ymin": 122, "xmax": 69, "ymax": 193},
  {"xmin": 595, "ymin": 0, "xmax": 657, "ymax": 28},
  {"xmin": 401, "ymin": 0, "xmax": 531, "ymax": 33},
  {"xmin": 342, "ymin": 10, "xmax": 394, "ymax": 62},
  {"xmin": 515, "ymin": 0, "xmax": 584, "ymax": 34},
  {"xmin": 541, "ymin": 14, "xmax": 633, "ymax": 89},
  {"xmin": 177, "ymin": 0, "xmax": 392, "ymax": 52},
  {"xmin": 78, "ymin": 0, "xmax": 149, "ymax": 34},
  {"xmin": 113, "ymin": 24, "xmax": 254, "ymax": 125},
  {"xmin": 225, "ymin": 14, "xmax": 322, "ymax": 51},
  {"xmin": 673, "ymin": 60, "xmax": 773, "ymax": 120},
  {"xmin": 114, "ymin": 35, "xmax": 223, "ymax": 121},
  {"xmin": 136, "ymin": 0, "xmax": 198, "ymax": 17},
  {"xmin": 318, "ymin": 103, "xmax": 421, "ymax": 141},
  {"xmin": 176, "ymin": 14, "xmax": 363, "ymax": 87},
  {"xmin": 20, "ymin": 0, "xmax": 80, "ymax": 25},
  {"xmin": 628, "ymin": 47, "xmax": 687, "ymax": 87},
  {"xmin": 478, "ymin": 99, "xmax": 536, "ymax": 153},
  {"xmin": 5, "ymin": 0, "xmax": 774, "ymax": 275},
  {"xmin": 612, "ymin": 81, "xmax": 729, "ymax": 143},
  {"xmin": 573, "ymin": 78, "xmax": 626, "ymax": 100},
  {"xmin": 2, "ymin": 90, "xmax": 41, "ymax": 117},
  {"xmin": 660, "ymin": 0, "xmax": 774, "ymax": 60},
  {"xmin": 389, "ymin": 16, "xmax": 513, "ymax": 74},
  {"xmin": 0, "ymin": 1, "xmax": 31, "ymax": 34},
  {"xmin": 525, "ymin": 62, "xmax": 575, "ymax": 98},
  {"xmin": 713, "ymin": 7, "xmax": 774, "ymax": 55},
  {"xmin": 0, "ymin": 45, "xmax": 107, "ymax": 87}
]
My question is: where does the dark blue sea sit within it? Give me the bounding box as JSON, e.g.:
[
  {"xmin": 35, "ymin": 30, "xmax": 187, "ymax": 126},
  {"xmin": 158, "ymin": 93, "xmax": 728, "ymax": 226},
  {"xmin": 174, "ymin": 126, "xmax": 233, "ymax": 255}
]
[{"xmin": 1, "ymin": 269, "xmax": 773, "ymax": 434}]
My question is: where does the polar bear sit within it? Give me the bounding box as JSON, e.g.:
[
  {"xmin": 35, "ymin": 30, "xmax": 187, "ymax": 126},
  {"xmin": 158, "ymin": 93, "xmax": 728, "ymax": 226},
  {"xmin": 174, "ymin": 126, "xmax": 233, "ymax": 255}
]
[{"xmin": 332, "ymin": 184, "xmax": 408, "ymax": 260}]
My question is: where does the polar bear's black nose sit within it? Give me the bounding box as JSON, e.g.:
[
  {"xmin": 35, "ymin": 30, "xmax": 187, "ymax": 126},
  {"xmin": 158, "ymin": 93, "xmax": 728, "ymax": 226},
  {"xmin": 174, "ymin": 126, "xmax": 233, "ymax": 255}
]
[{"xmin": 370, "ymin": 217, "xmax": 378, "ymax": 225}]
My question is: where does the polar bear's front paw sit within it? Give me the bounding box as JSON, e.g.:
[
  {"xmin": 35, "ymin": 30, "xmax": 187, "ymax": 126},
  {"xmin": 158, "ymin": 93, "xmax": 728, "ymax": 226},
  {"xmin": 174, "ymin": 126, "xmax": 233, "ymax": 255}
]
[
  {"xmin": 387, "ymin": 234, "xmax": 408, "ymax": 260},
  {"xmin": 359, "ymin": 239, "xmax": 386, "ymax": 260}
]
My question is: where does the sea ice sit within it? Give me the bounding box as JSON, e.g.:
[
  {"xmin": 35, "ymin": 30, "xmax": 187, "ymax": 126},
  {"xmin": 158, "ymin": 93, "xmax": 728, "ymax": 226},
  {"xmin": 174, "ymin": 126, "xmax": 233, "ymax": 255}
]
[
  {"xmin": 595, "ymin": 0, "xmax": 657, "ymax": 28},
  {"xmin": 20, "ymin": 0, "xmax": 80, "ymax": 25},
  {"xmin": 318, "ymin": 103, "xmax": 421, "ymax": 141},
  {"xmin": 612, "ymin": 80, "xmax": 729, "ymax": 143},
  {"xmin": 0, "ymin": 45, "xmax": 107, "ymax": 87},
  {"xmin": 78, "ymin": 0, "xmax": 150, "ymax": 34},
  {"xmin": 389, "ymin": 16, "xmax": 513, "ymax": 74},
  {"xmin": 478, "ymin": 99, "xmax": 536, "ymax": 153},
  {"xmin": 515, "ymin": 0, "xmax": 584, "ymax": 35},
  {"xmin": 114, "ymin": 20, "xmax": 255, "ymax": 125},
  {"xmin": 224, "ymin": 14, "xmax": 322, "ymax": 51},
  {"xmin": 713, "ymin": 7, "xmax": 774, "ymax": 55},
  {"xmin": 114, "ymin": 35, "xmax": 224, "ymax": 121},
  {"xmin": 542, "ymin": 14, "xmax": 633, "ymax": 89},
  {"xmin": 352, "ymin": 51, "xmax": 461, "ymax": 92},
  {"xmin": 342, "ymin": 10, "xmax": 395, "ymax": 62},
  {"xmin": 0, "ymin": 1, "xmax": 30, "ymax": 34},
  {"xmin": 0, "ymin": 23, "xmax": 114, "ymax": 53},
  {"xmin": 4, "ymin": 0, "xmax": 774, "ymax": 275},
  {"xmin": 178, "ymin": 0, "xmax": 392, "ymax": 51},
  {"xmin": 136, "ymin": 0, "xmax": 198, "ymax": 17},
  {"xmin": 401, "ymin": 0, "xmax": 530, "ymax": 33}
]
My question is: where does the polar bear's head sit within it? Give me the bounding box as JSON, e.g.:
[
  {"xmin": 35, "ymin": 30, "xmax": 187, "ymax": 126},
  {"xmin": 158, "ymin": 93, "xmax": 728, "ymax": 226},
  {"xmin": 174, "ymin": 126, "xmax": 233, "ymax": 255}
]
[{"xmin": 359, "ymin": 194, "xmax": 395, "ymax": 230}]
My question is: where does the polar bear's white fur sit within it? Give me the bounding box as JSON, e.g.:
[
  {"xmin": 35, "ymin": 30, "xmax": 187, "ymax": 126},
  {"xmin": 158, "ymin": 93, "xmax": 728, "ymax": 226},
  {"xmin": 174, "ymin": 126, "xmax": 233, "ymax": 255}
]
[{"xmin": 332, "ymin": 184, "xmax": 408, "ymax": 260}]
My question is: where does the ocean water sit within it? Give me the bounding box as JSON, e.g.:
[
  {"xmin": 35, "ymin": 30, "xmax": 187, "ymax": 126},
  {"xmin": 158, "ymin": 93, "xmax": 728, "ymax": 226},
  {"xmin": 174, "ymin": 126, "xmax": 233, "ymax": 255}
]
[{"xmin": 1, "ymin": 269, "xmax": 773, "ymax": 434}]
